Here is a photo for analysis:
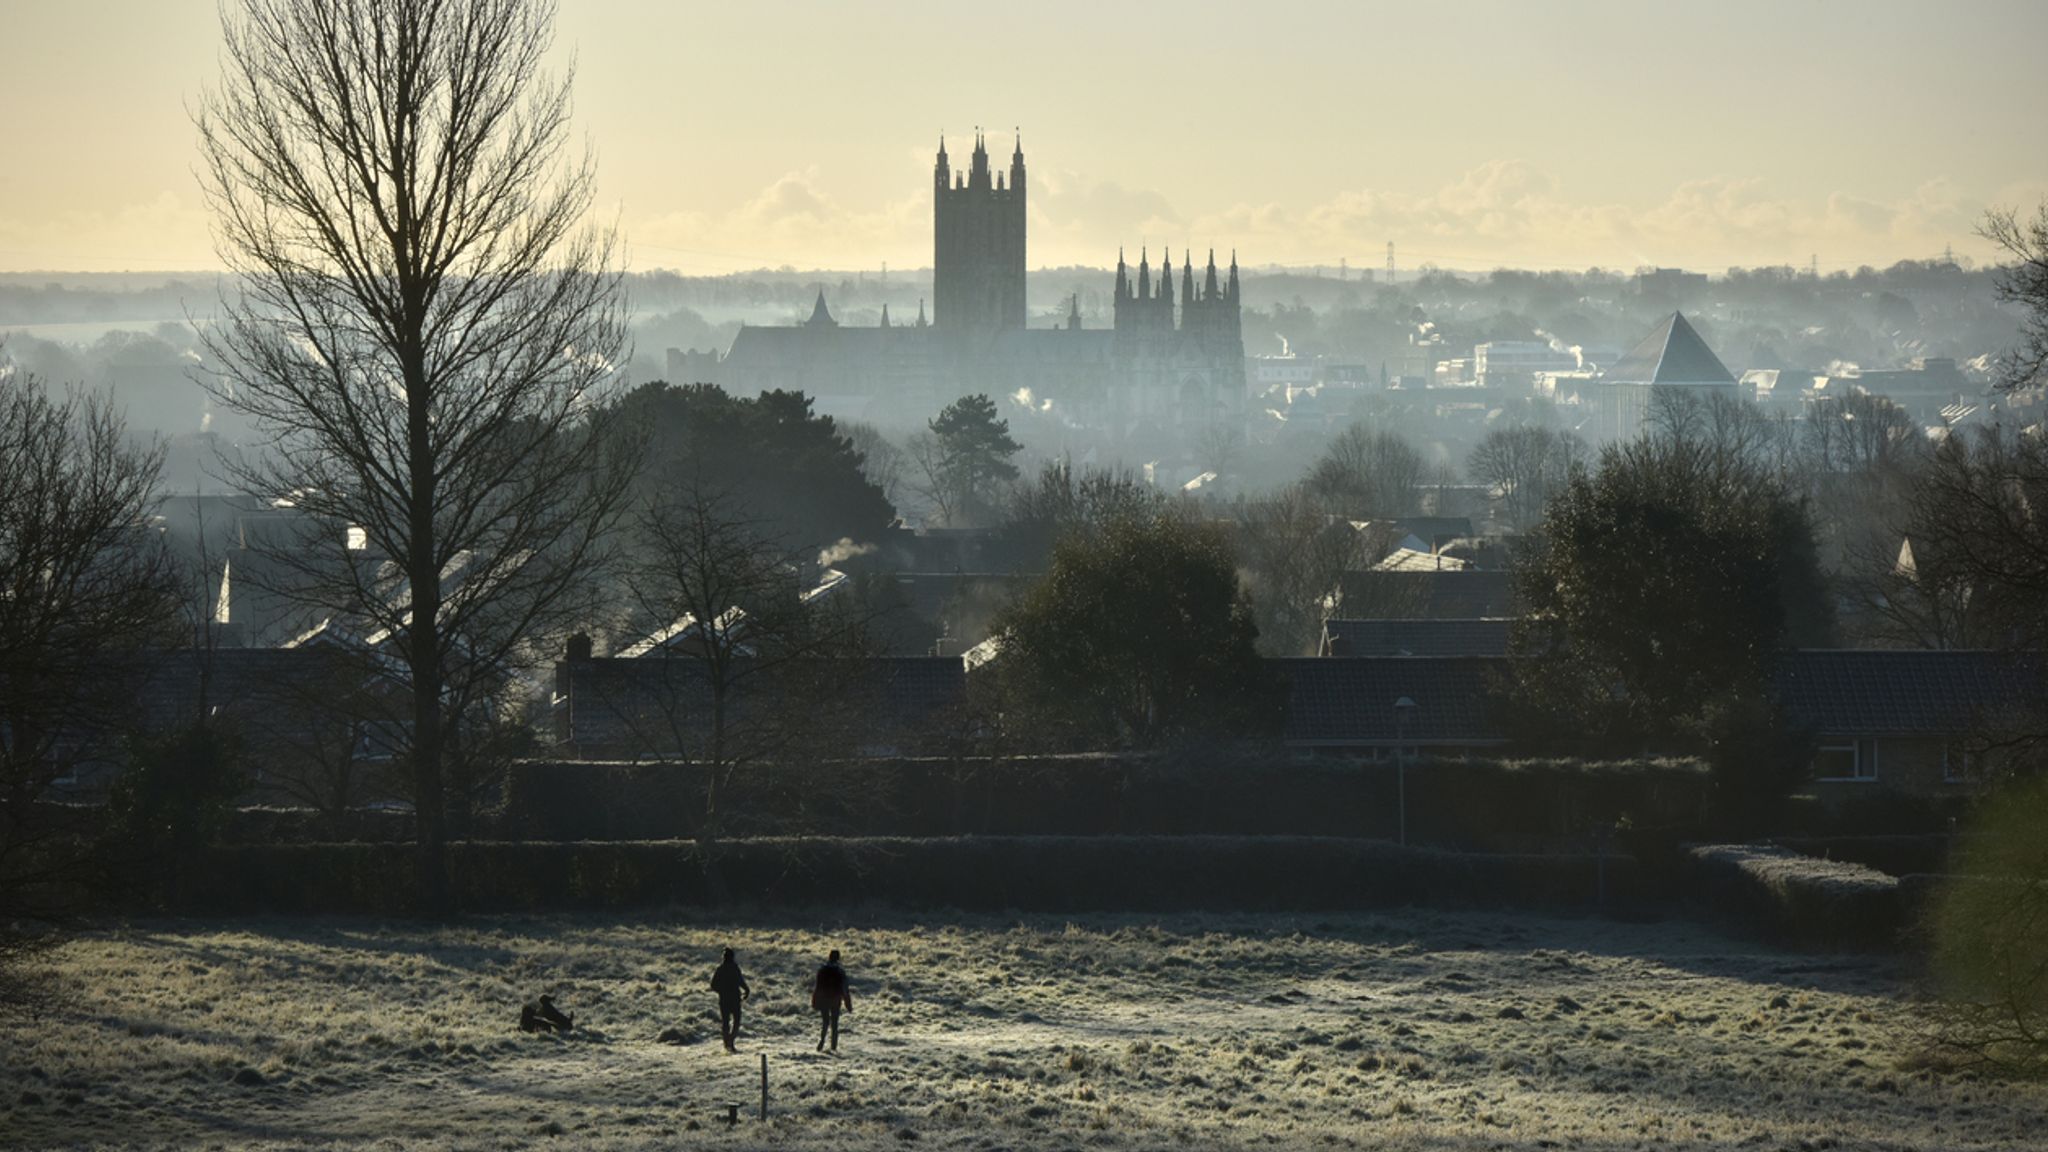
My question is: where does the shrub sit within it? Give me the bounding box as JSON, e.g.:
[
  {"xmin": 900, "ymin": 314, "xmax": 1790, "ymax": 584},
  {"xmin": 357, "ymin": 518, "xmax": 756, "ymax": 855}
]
[
  {"xmin": 1930, "ymin": 779, "xmax": 2048, "ymax": 1075},
  {"xmin": 1688, "ymin": 843, "xmax": 1903, "ymax": 949},
  {"xmin": 107, "ymin": 722, "xmax": 250, "ymax": 906}
]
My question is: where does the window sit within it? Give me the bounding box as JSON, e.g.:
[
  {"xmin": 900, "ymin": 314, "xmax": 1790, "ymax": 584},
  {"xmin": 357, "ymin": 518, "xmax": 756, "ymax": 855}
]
[
  {"xmin": 1815, "ymin": 738, "xmax": 1877, "ymax": 782},
  {"xmin": 1943, "ymin": 742, "xmax": 1977, "ymax": 784}
]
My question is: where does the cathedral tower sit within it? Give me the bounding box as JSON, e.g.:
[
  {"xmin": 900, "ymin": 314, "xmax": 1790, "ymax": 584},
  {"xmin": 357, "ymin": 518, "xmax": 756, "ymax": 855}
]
[{"xmin": 933, "ymin": 132, "xmax": 1027, "ymax": 346}]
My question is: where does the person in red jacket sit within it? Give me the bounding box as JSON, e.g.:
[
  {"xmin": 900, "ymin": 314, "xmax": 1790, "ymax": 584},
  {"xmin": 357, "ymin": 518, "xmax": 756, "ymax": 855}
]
[{"xmin": 809, "ymin": 949, "xmax": 852, "ymax": 1052}]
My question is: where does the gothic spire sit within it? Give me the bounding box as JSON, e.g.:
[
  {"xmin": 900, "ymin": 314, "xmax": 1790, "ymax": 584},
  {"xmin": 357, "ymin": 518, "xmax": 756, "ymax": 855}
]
[
  {"xmin": 916, "ymin": 298, "xmax": 927, "ymax": 327},
  {"xmin": 1182, "ymin": 251, "xmax": 1195, "ymax": 310},
  {"xmin": 879, "ymin": 303, "xmax": 891, "ymax": 328},
  {"xmin": 1204, "ymin": 248, "xmax": 1220, "ymax": 299},
  {"xmin": 1137, "ymin": 247, "xmax": 1151, "ymax": 300}
]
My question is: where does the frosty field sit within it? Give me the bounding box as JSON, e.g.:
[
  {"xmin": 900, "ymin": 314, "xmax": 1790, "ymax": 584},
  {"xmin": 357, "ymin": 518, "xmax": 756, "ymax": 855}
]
[{"xmin": 4, "ymin": 909, "xmax": 2042, "ymax": 1151}]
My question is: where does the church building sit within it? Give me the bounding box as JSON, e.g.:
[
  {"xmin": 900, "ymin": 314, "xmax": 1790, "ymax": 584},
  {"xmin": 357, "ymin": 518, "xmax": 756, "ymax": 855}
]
[{"xmin": 718, "ymin": 134, "xmax": 1248, "ymax": 434}]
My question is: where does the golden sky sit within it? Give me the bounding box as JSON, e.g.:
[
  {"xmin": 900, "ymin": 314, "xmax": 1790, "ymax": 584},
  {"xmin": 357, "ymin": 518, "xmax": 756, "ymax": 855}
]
[{"xmin": 2, "ymin": 0, "xmax": 2043, "ymax": 275}]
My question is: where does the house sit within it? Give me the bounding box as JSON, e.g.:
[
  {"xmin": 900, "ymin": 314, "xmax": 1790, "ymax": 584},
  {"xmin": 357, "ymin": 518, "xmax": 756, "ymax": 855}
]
[
  {"xmin": 1318, "ymin": 618, "xmax": 1513, "ymax": 658},
  {"xmin": 553, "ymin": 654, "xmax": 967, "ymax": 759},
  {"xmin": 1772, "ymin": 649, "xmax": 2041, "ymax": 793},
  {"xmin": 1277, "ymin": 656, "xmax": 1510, "ymax": 757},
  {"xmin": 1275, "ymin": 647, "xmax": 2041, "ymax": 786},
  {"xmin": 1337, "ymin": 570, "xmax": 1516, "ymax": 620}
]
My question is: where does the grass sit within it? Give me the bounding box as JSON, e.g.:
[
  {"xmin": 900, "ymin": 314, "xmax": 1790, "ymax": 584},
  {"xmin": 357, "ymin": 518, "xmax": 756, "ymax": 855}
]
[{"xmin": 3, "ymin": 909, "xmax": 2043, "ymax": 1150}]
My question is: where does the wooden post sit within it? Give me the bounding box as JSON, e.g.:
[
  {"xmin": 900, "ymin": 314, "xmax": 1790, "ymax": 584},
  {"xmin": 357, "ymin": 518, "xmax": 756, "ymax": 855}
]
[{"xmin": 759, "ymin": 1052, "xmax": 768, "ymax": 1120}]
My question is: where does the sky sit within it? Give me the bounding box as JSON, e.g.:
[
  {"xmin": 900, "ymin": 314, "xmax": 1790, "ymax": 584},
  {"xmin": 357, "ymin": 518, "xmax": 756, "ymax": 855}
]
[{"xmin": 2, "ymin": 0, "xmax": 2044, "ymax": 275}]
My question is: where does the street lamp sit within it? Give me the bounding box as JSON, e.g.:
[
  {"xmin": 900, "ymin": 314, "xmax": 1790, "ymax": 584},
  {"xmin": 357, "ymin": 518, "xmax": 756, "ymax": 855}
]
[{"xmin": 1392, "ymin": 696, "xmax": 1417, "ymax": 847}]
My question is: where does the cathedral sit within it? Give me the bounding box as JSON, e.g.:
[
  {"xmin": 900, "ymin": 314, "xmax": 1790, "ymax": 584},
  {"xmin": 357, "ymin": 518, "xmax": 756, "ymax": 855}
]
[{"xmin": 716, "ymin": 134, "xmax": 1247, "ymax": 434}]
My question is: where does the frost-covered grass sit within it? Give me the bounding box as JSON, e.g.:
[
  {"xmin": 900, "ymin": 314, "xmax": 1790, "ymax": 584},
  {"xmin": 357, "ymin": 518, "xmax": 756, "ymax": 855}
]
[{"xmin": 4, "ymin": 909, "xmax": 2043, "ymax": 1150}]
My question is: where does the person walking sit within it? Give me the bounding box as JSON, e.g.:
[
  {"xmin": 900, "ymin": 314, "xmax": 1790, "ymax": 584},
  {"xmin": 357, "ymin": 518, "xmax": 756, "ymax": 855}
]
[
  {"xmin": 709, "ymin": 947, "xmax": 751, "ymax": 1052},
  {"xmin": 809, "ymin": 949, "xmax": 852, "ymax": 1052}
]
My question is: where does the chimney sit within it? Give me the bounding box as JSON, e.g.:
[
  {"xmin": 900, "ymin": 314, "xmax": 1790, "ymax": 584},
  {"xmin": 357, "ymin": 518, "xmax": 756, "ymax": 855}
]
[{"xmin": 566, "ymin": 632, "xmax": 593, "ymax": 662}]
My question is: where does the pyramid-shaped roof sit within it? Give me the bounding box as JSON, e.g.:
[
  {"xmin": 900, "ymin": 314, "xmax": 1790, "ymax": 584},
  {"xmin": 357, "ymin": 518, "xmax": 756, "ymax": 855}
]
[
  {"xmin": 1603, "ymin": 312, "xmax": 1734, "ymax": 386},
  {"xmin": 805, "ymin": 290, "xmax": 837, "ymax": 328}
]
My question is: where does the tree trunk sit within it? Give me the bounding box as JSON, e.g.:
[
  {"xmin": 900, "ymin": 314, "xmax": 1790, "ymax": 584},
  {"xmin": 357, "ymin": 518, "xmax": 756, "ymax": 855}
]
[{"xmin": 407, "ymin": 342, "xmax": 450, "ymax": 919}]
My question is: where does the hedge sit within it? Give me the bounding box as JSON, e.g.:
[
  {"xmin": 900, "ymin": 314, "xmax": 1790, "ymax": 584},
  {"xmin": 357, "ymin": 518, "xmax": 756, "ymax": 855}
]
[
  {"xmin": 497, "ymin": 755, "xmax": 1711, "ymax": 849},
  {"xmin": 1769, "ymin": 834, "xmax": 1960, "ymax": 879},
  {"xmin": 1687, "ymin": 843, "xmax": 1904, "ymax": 949},
  {"xmin": 172, "ymin": 836, "xmax": 1644, "ymax": 916}
]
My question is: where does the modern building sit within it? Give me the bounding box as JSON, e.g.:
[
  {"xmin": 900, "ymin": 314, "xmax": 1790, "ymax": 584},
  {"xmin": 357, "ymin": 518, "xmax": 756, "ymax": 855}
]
[{"xmin": 1472, "ymin": 341, "xmax": 1578, "ymax": 390}]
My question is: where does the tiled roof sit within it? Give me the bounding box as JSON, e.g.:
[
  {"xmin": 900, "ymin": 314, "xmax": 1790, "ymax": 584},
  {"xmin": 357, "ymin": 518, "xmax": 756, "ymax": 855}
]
[
  {"xmin": 1604, "ymin": 312, "xmax": 1735, "ymax": 386},
  {"xmin": 1320, "ymin": 618, "xmax": 1514, "ymax": 658},
  {"xmin": 1278, "ymin": 656, "xmax": 1511, "ymax": 746},
  {"xmin": 1337, "ymin": 570, "xmax": 1516, "ymax": 620},
  {"xmin": 1772, "ymin": 649, "xmax": 2042, "ymax": 736}
]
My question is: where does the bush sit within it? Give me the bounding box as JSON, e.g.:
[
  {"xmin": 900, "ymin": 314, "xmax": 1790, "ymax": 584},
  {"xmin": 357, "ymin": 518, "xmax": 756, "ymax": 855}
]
[
  {"xmin": 1701, "ymin": 695, "xmax": 1811, "ymax": 836},
  {"xmin": 167, "ymin": 837, "xmax": 1646, "ymax": 916},
  {"xmin": 1688, "ymin": 843, "xmax": 1903, "ymax": 949},
  {"xmin": 107, "ymin": 722, "xmax": 250, "ymax": 906},
  {"xmin": 1930, "ymin": 779, "xmax": 2048, "ymax": 1075}
]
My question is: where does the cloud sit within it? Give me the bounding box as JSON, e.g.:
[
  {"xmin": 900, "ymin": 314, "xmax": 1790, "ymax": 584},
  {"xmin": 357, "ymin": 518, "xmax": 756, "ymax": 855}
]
[
  {"xmin": 1028, "ymin": 170, "xmax": 1183, "ymax": 256},
  {"xmin": 0, "ymin": 192, "xmax": 217, "ymax": 272},
  {"xmin": 629, "ymin": 170, "xmax": 925, "ymax": 270},
  {"xmin": 1256, "ymin": 165, "xmax": 2014, "ymax": 270},
  {"xmin": 618, "ymin": 163, "xmax": 2038, "ymax": 274}
]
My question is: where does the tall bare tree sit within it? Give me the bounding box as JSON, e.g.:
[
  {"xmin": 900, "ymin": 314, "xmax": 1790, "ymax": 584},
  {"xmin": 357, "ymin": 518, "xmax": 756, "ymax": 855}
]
[{"xmin": 197, "ymin": 0, "xmax": 637, "ymax": 914}]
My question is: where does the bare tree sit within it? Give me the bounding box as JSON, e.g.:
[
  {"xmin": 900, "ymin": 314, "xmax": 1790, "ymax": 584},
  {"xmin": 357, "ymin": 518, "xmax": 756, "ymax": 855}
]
[
  {"xmin": 1466, "ymin": 424, "xmax": 1587, "ymax": 532},
  {"xmin": 1980, "ymin": 200, "xmax": 2048, "ymax": 393},
  {"xmin": 1003, "ymin": 458, "xmax": 1163, "ymax": 568},
  {"xmin": 907, "ymin": 430, "xmax": 955, "ymax": 527},
  {"xmin": 1235, "ymin": 485, "xmax": 1365, "ymax": 655},
  {"xmin": 1645, "ymin": 387, "xmax": 1787, "ymax": 483},
  {"xmin": 842, "ymin": 422, "xmax": 907, "ymax": 512},
  {"xmin": 601, "ymin": 479, "xmax": 876, "ymax": 849},
  {"xmin": 1891, "ymin": 426, "xmax": 2048, "ymax": 654},
  {"xmin": 197, "ymin": 0, "xmax": 638, "ymax": 914},
  {"xmin": 1306, "ymin": 423, "xmax": 1424, "ymax": 519},
  {"xmin": 0, "ymin": 371, "xmax": 181, "ymax": 994},
  {"xmin": 1799, "ymin": 391, "xmax": 1921, "ymax": 476}
]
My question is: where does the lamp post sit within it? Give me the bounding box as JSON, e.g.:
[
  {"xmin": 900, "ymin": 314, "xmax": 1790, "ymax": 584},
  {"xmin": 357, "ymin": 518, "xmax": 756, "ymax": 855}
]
[{"xmin": 1393, "ymin": 696, "xmax": 1417, "ymax": 847}]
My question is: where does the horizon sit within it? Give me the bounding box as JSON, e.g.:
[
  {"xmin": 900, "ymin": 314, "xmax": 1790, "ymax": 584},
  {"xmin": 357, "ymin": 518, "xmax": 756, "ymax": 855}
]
[{"xmin": 3, "ymin": 0, "xmax": 2044, "ymax": 277}]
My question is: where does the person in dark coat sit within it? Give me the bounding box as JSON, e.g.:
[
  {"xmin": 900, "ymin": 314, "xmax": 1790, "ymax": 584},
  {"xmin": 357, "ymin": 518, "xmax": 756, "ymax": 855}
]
[
  {"xmin": 520, "ymin": 994, "xmax": 573, "ymax": 1033},
  {"xmin": 709, "ymin": 947, "xmax": 751, "ymax": 1051},
  {"xmin": 809, "ymin": 948, "xmax": 852, "ymax": 1052}
]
